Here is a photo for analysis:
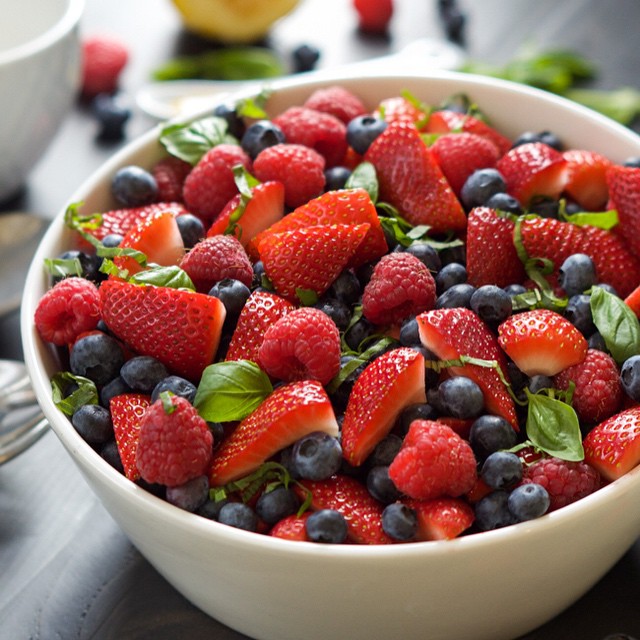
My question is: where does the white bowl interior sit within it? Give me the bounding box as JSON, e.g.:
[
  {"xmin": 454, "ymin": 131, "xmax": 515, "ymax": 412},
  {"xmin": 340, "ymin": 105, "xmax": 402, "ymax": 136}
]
[{"xmin": 21, "ymin": 71, "xmax": 640, "ymax": 640}]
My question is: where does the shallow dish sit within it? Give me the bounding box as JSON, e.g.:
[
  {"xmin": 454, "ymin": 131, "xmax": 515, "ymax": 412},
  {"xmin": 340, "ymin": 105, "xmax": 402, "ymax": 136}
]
[{"xmin": 21, "ymin": 70, "xmax": 640, "ymax": 640}]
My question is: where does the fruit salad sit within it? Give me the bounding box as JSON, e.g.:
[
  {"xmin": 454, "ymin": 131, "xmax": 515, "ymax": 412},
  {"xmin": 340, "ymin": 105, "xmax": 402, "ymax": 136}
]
[{"xmin": 34, "ymin": 83, "xmax": 640, "ymax": 544}]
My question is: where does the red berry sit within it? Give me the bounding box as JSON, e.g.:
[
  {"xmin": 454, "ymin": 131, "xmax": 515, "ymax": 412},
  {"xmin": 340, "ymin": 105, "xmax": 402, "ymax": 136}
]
[
  {"xmin": 562, "ymin": 149, "xmax": 612, "ymax": 211},
  {"xmin": 136, "ymin": 395, "xmax": 213, "ymax": 487},
  {"xmin": 303, "ymin": 86, "xmax": 367, "ymax": 125},
  {"xmin": 151, "ymin": 157, "xmax": 192, "ymax": 202},
  {"xmin": 376, "ymin": 96, "xmax": 428, "ymax": 128},
  {"xmin": 269, "ymin": 513, "xmax": 312, "ymax": 541},
  {"xmin": 353, "ymin": 0, "xmax": 394, "ymax": 34},
  {"xmin": 111, "ymin": 393, "xmax": 151, "ymax": 481},
  {"xmin": 81, "ymin": 35, "xmax": 129, "ymax": 97},
  {"xmin": 258, "ymin": 307, "xmax": 341, "ymax": 386},
  {"xmin": 34, "ymin": 277, "xmax": 101, "ymax": 346}
]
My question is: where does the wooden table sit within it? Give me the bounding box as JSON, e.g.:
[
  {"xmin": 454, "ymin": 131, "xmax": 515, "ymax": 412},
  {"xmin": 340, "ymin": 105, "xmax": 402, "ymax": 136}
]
[{"xmin": 2, "ymin": 1, "xmax": 640, "ymax": 638}]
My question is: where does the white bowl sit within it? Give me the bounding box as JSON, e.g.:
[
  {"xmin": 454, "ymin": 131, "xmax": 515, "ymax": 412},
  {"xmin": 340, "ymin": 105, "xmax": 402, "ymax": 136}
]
[
  {"xmin": 0, "ymin": 0, "xmax": 83, "ymax": 202},
  {"xmin": 21, "ymin": 70, "xmax": 640, "ymax": 640}
]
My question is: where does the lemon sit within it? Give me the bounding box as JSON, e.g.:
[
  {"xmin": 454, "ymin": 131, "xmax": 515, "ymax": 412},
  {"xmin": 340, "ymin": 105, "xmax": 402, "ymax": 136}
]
[{"xmin": 171, "ymin": 0, "xmax": 300, "ymax": 44}]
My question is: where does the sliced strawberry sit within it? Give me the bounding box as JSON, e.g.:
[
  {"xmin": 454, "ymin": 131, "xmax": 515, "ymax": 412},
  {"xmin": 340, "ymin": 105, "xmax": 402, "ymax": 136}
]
[
  {"xmin": 583, "ymin": 406, "xmax": 640, "ymax": 481},
  {"xmin": 208, "ymin": 381, "xmax": 339, "ymax": 485},
  {"xmin": 496, "ymin": 142, "xmax": 569, "ymax": 206},
  {"xmin": 403, "ymin": 497, "xmax": 475, "ymax": 541},
  {"xmin": 606, "ymin": 164, "xmax": 640, "ymax": 257},
  {"xmin": 99, "ymin": 280, "xmax": 226, "ymax": 381},
  {"xmin": 416, "ymin": 308, "xmax": 518, "ymax": 429},
  {"xmin": 624, "ymin": 284, "xmax": 640, "ymax": 318},
  {"xmin": 364, "ymin": 122, "xmax": 467, "ymax": 233},
  {"xmin": 269, "ymin": 513, "xmax": 311, "ymax": 541},
  {"xmin": 375, "ymin": 95, "xmax": 428, "ymax": 128},
  {"xmin": 341, "ymin": 347, "xmax": 426, "ymax": 466},
  {"xmin": 257, "ymin": 223, "xmax": 369, "ymax": 303},
  {"xmin": 225, "ymin": 290, "xmax": 295, "ymax": 366},
  {"xmin": 466, "ymin": 207, "xmax": 526, "ymax": 288},
  {"xmin": 497, "ymin": 309, "xmax": 587, "ymax": 377},
  {"xmin": 297, "ymin": 474, "xmax": 394, "ymax": 544},
  {"xmin": 249, "ymin": 188, "xmax": 387, "ymax": 267},
  {"xmin": 206, "ymin": 181, "xmax": 285, "ymax": 247},
  {"xmin": 424, "ymin": 109, "xmax": 512, "ymax": 156},
  {"xmin": 110, "ymin": 393, "xmax": 151, "ymax": 481},
  {"xmin": 562, "ymin": 149, "xmax": 612, "ymax": 211}
]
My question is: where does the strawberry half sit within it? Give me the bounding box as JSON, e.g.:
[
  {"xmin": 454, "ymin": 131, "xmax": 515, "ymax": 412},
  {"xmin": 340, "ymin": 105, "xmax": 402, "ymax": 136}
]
[
  {"xmin": 110, "ymin": 393, "xmax": 151, "ymax": 481},
  {"xmin": 206, "ymin": 180, "xmax": 285, "ymax": 247},
  {"xmin": 269, "ymin": 513, "xmax": 311, "ymax": 541},
  {"xmin": 606, "ymin": 164, "xmax": 640, "ymax": 257},
  {"xmin": 341, "ymin": 347, "xmax": 427, "ymax": 466},
  {"xmin": 403, "ymin": 497, "xmax": 475, "ymax": 541},
  {"xmin": 257, "ymin": 223, "xmax": 369, "ymax": 303},
  {"xmin": 208, "ymin": 380, "xmax": 339, "ymax": 485},
  {"xmin": 497, "ymin": 309, "xmax": 587, "ymax": 377},
  {"xmin": 99, "ymin": 280, "xmax": 226, "ymax": 381},
  {"xmin": 416, "ymin": 308, "xmax": 518, "ymax": 429},
  {"xmin": 583, "ymin": 406, "xmax": 640, "ymax": 482},
  {"xmin": 364, "ymin": 121, "xmax": 467, "ymax": 233},
  {"xmin": 297, "ymin": 474, "xmax": 394, "ymax": 544},
  {"xmin": 375, "ymin": 95, "xmax": 428, "ymax": 128},
  {"xmin": 624, "ymin": 284, "xmax": 640, "ymax": 319},
  {"xmin": 562, "ymin": 149, "xmax": 612, "ymax": 211}
]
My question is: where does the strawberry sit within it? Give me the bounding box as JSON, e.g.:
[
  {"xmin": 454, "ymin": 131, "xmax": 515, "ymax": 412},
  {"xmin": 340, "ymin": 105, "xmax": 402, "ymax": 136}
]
[
  {"xmin": 206, "ymin": 180, "xmax": 285, "ymax": 247},
  {"xmin": 208, "ymin": 380, "xmax": 339, "ymax": 485},
  {"xmin": 497, "ymin": 309, "xmax": 587, "ymax": 377},
  {"xmin": 364, "ymin": 121, "xmax": 467, "ymax": 233},
  {"xmin": 248, "ymin": 188, "xmax": 387, "ymax": 268},
  {"xmin": 465, "ymin": 207, "xmax": 526, "ymax": 288},
  {"xmin": 417, "ymin": 308, "xmax": 518, "ymax": 429},
  {"xmin": 562, "ymin": 149, "xmax": 612, "ymax": 211},
  {"xmin": 403, "ymin": 497, "xmax": 475, "ymax": 541},
  {"xmin": 297, "ymin": 474, "xmax": 394, "ymax": 544},
  {"xmin": 352, "ymin": 0, "xmax": 394, "ymax": 34},
  {"xmin": 624, "ymin": 283, "xmax": 640, "ymax": 318},
  {"xmin": 110, "ymin": 393, "xmax": 151, "ymax": 481},
  {"xmin": 257, "ymin": 223, "xmax": 369, "ymax": 303},
  {"xmin": 429, "ymin": 132, "xmax": 502, "ymax": 196},
  {"xmin": 225, "ymin": 290, "xmax": 295, "ymax": 366},
  {"xmin": 583, "ymin": 406, "xmax": 640, "ymax": 482},
  {"xmin": 341, "ymin": 347, "xmax": 427, "ymax": 466},
  {"xmin": 269, "ymin": 513, "xmax": 311, "ymax": 541},
  {"xmin": 606, "ymin": 164, "xmax": 640, "ymax": 256},
  {"xmin": 80, "ymin": 35, "xmax": 129, "ymax": 98},
  {"xmin": 99, "ymin": 280, "xmax": 226, "ymax": 382},
  {"xmin": 496, "ymin": 142, "xmax": 569, "ymax": 206},
  {"xmin": 424, "ymin": 110, "xmax": 512, "ymax": 155},
  {"xmin": 375, "ymin": 96, "xmax": 428, "ymax": 128}
]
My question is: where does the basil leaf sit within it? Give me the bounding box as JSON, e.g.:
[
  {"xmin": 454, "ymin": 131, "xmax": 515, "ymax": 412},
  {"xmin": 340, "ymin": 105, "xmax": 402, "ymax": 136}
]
[
  {"xmin": 590, "ymin": 285, "xmax": 640, "ymax": 363},
  {"xmin": 130, "ymin": 265, "xmax": 195, "ymax": 290},
  {"xmin": 236, "ymin": 89, "xmax": 272, "ymax": 119},
  {"xmin": 51, "ymin": 372, "xmax": 98, "ymax": 416},
  {"xmin": 44, "ymin": 257, "xmax": 83, "ymax": 279},
  {"xmin": 526, "ymin": 391, "xmax": 584, "ymax": 461},
  {"xmin": 561, "ymin": 209, "xmax": 619, "ymax": 230},
  {"xmin": 194, "ymin": 360, "xmax": 273, "ymax": 423},
  {"xmin": 160, "ymin": 116, "xmax": 235, "ymax": 165},
  {"xmin": 345, "ymin": 162, "xmax": 379, "ymax": 203},
  {"xmin": 295, "ymin": 288, "xmax": 319, "ymax": 306}
]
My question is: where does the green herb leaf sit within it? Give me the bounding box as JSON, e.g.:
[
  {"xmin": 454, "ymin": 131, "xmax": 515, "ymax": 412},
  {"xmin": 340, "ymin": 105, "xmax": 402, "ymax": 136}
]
[
  {"xmin": 590, "ymin": 285, "xmax": 640, "ymax": 363},
  {"xmin": 564, "ymin": 86, "xmax": 640, "ymax": 126},
  {"xmin": 130, "ymin": 264, "xmax": 195, "ymax": 290},
  {"xmin": 160, "ymin": 390, "xmax": 176, "ymax": 414},
  {"xmin": 345, "ymin": 162, "xmax": 379, "ymax": 203},
  {"xmin": 160, "ymin": 116, "xmax": 235, "ymax": 165},
  {"xmin": 44, "ymin": 257, "xmax": 83, "ymax": 279},
  {"xmin": 236, "ymin": 89, "xmax": 272, "ymax": 119},
  {"xmin": 223, "ymin": 165, "xmax": 261, "ymax": 237},
  {"xmin": 295, "ymin": 288, "xmax": 319, "ymax": 306},
  {"xmin": 561, "ymin": 209, "xmax": 619, "ymax": 230},
  {"xmin": 194, "ymin": 360, "xmax": 273, "ymax": 423},
  {"xmin": 51, "ymin": 372, "xmax": 98, "ymax": 416}
]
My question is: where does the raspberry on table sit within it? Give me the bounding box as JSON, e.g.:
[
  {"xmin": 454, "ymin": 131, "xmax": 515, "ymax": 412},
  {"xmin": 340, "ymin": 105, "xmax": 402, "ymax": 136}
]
[
  {"xmin": 253, "ymin": 143, "xmax": 326, "ymax": 208},
  {"xmin": 151, "ymin": 156, "xmax": 192, "ymax": 202},
  {"xmin": 81, "ymin": 35, "xmax": 129, "ymax": 98},
  {"xmin": 303, "ymin": 85, "xmax": 368, "ymax": 125}
]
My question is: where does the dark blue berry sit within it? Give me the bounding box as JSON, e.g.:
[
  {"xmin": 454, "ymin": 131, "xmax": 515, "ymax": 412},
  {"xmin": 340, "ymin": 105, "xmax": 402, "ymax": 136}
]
[
  {"xmin": 435, "ymin": 262, "xmax": 467, "ymax": 294},
  {"xmin": 367, "ymin": 466, "xmax": 401, "ymax": 504},
  {"xmin": 437, "ymin": 376, "xmax": 485, "ymax": 419},
  {"xmin": 151, "ymin": 375, "xmax": 197, "ymax": 404},
  {"xmin": 527, "ymin": 374, "xmax": 554, "ymax": 394},
  {"xmin": 305, "ymin": 509, "xmax": 348, "ymax": 543},
  {"xmin": 92, "ymin": 93, "xmax": 131, "ymax": 142},
  {"xmin": 314, "ymin": 297, "xmax": 351, "ymax": 331},
  {"xmin": 460, "ymin": 168, "xmax": 506, "ymax": 209},
  {"xmin": 111, "ymin": 165, "xmax": 158, "ymax": 207},
  {"xmin": 100, "ymin": 375, "xmax": 131, "ymax": 407},
  {"xmin": 399, "ymin": 316, "xmax": 421, "ymax": 347},
  {"xmin": 435, "ymin": 283, "xmax": 476, "ymax": 309},
  {"xmin": 469, "ymin": 415, "xmax": 517, "ymax": 460},
  {"xmin": 439, "ymin": 243, "xmax": 466, "ymax": 267},
  {"xmin": 207, "ymin": 421, "xmax": 225, "ymax": 444},
  {"xmin": 480, "ymin": 451, "xmax": 523, "ymax": 490},
  {"xmin": 166, "ymin": 475, "xmax": 209, "ymax": 512},
  {"xmin": 565, "ymin": 294, "xmax": 596, "ymax": 337},
  {"xmin": 381, "ymin": 502, "xmax": 417, "ymax": 541},
  {"xmin": 255, "ymin": 486, "xmax": 300, "ymax": 525},
  {"xmin": 368, "ymin": 434, "xmax": 403, "ymax": 467},
  {"xmin": 252, "ymin": 260, "xmax": 266, "ymax": 289},
  {"xmin": 176, "ymin": 213, "xmax": 205, "ymax": 249},
  {"xmin": 291, "ymin": 43, "xmax": 321, "ymax": 73},
  {"xmin": 621, "ymin": 355, "xmax": 640, "ymax": 401},
  {"xmin": 197, "ymin": 498, "xmax": 228, "ymax": 521},
  {"xmin": 512, "ymin": 131, "xmax": 563, "ymax": 151},
  {"xmin": 346, "ymin": 115, "xmax": 388, "ymax": 155},
  {"xmin": 291, "ymin": 431, "xmax": 343, "ymax": 480},
  {"xmin": 329, "ymin": 270, "xmax": 361, "ymax": 305},
  {"xmin": 558, "ymin": 253, "xmax": 596, "ymax": 297},
  {"xmin": 54, "ymin": 249, "xmax": 103, "ymax": 284},
  {"xmin": 404, "ymin": 241, "xmax": 441, "ymax": 272},
  {"xmin": 241, "ymin": 120, "xmax": 285, "ymax": 159},
  {"xmin": 344, "ymin": 316, "xmax": 374, "ymax": 351},
  {"xmin": 100, "ymin": 440, "xmax": 124, "ymax": 473},
  {"xmin": 475, "ymin": 490, "xmax": 517, "ymax": 531},
  {"xmin": 529, "ymin": 197, "xmax": 560, "ymax": 219},
  {"xmin": 397, "ymin": 403, "xmax": 438, "ymax": 436},
  {"xmin": 504, "ymin": 283, "xmax": 527, "ymax": 298},
  {"xmin": 71, "ymin": 404, "xmax": 114, "ymax": 444},
  {"xmin": 209, "ymin": 278, "xmax": 251, "ymax": 318},
  {"xmin": 470, "ymin": 284, "xmax": 512, "ymax": 326},
  {"xmin": 587, "ymin": 331, "xmax": 608, "ymax": 352},
  {"xmin": 623, "ymin": 156, "xmax": 640, "ymax": 168},
  {"xmin": 70, "ymin": 332, "xmax": 125, "ymax": 387},
  {"xmin": 217, "ymin": 502, "xmax": 258, "ymax": 532},
  {"xmin": 212, "ymin": 102, "xmax": 245, "ymax": 139},
  {"xmin": 120, "ymin": 356, "xmax": 169, "ymax": 394},
  {"xmin": 484, "ymin": 192, "xmax": 523, "ymax": 214},
  {"xmin": 101, "ymin": 233, "xmax": 124, "ymax": 248},
  {"xmin": 507, "ymin": 483, "xmax": 550, "ymax": 521},
  {"xmin": 324, "ymin": 166, "xmax": 351, "ymax": 191}
]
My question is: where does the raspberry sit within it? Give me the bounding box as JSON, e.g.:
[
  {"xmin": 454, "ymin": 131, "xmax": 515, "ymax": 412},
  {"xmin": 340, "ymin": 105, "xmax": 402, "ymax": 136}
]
[
  {"xmin": 520, "ymin": 457, "xmax": 601, "ymax": 511},
  {"xmin": 136, "ymin": 395, "xmax": 213, "ymax": 487},
  {"xmin": 303, "ymin": 86, "xmax": 368, "ymax": 125},
  {"xmin": 388, "ymin": 420, "xmax": 477, "ymax": 500},
  {"xmin": 554, "ymin": 348, "xmax": 622, "ymax": 424},
  {"xmin": 179, "ymin": 235, "xmax": 253, "ymax": 293},
  {"xmin": 353, "ymin": 0, "xmax": 394, "ymax": 34},
  {"xmin": 182, "ymin": 144, "xmax": 251, "ymax": 224},
  {"xmin": 34, "ymin": 277, "xmax": 101, "ymax": 346},
  {"xmin": 253, "ymin": 144, "xmax": 326, "ymax": 209},
  {"xmin": 273, "ymin": 107, "xmax": 348, "ymax": 167},
  {"xmin": 151, "ymin": 157, "xmax": 192, "ymax": 202},
  {"xmin": 362, "ymin": 252, "xmax": 437, "ymax": 325},
  {"xmin": 258, "ymin": 307, "xmax": 341, "ymax": 385},
  {"xmin": 81, "ymin": 35, "xmax": 129, "ymax": 98}
]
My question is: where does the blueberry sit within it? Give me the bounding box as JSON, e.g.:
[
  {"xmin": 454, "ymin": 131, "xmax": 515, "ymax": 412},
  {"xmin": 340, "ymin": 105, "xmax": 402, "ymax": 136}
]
[
  {"xmin": 480, "ymin": 451, "xmax": 523, "ymax": 490},
  {"xmin": 565, "ymin": 294, "xmax": 596, "ymax": 337},
  {"xmin": 343, "ymin": 316, "xmax": 374, "ymax": 351},
  {"xmin": 437, "ymin": 376, "xmax": 484, "ymax": 419},
  {"xmin": 120, "ymin": 356, "xmax": 169, "ymax": 393},
  {"xmin": 100, "ymin": 440, "xmax": 124, "ymax": 473},
  {"xmin": 529, "ymin": 197, "xmax": 560, "ymax": 219},
  {"xmin": 241, "ymin": 120, "xmax": 285, "ymax": 159},
  {"xmin": 435, "ymin": 283, "xmax": 476, "ymax": 309},
  {"xmin": 255, "ymin": 486, "xmax": 300, "ymax": 525},
  {"xmin": 558, "ymin": 253, "xmax": 596, "ymax": 297},
  {"xmin": 439, "ymin": 243, "xmax": 466, "ymax": 267},
  {"xmin": 460, "ymin": 168, "xmax": 506, "ymax": 209},
  {"xmin": 166, "ymin": 475, "xmax": 209, "ymax": 512},
  {"xmin": 507, "ymin": 483, "xmax": 550, "ymax": 522},
  {"xmin": 71, "ymin": 404, "xmax": 114, "ymax": 444},
  {"xmin": 588, "ymin": 331, "xmax": 609, "ymax": 353},
  {"xmin": 111, "ymin": 165, "xmax": 158, "ymax": 207},
  {"xmin": 397, "ymin": 402, "xmax": 439, "ymax": 436},
  {"xmin": 176, "ymin": 214, "xmax": 205, "ymax": 249},
  {"xmin": 291, "ymin": 432, "xmax": 343, "ymax": 480},
  {"xmin": 527, "ymin": 374, "xmax": 554, "ymax": 394},
  {"xmin": 212, "ymin": 102, "xmax": 245, "ymax": 139},
  {"xmin": 314, "ymin": 297, "xmax": 351, "ymax": 331},
  {"xmin": 329, "ymin": 270, "xmax": 361, "ymax": 305},
  {"xmin": 207, "ymin": 421, "xmax": 225, "ymax": 445},
  {"xmin": 399, "ymin": 316, "xmax": 421, "ymax": 347},
  {"xmin": 100, "ymin": 376, "xmax": 131, "ymax": 407},
  {"xmin": 252, "ymin": 260, "xmax": 266, "ymax": 289},
  {"xmin": 291, "ymin": 43, "xmax": 321, "ymax": 73},
  {"xmin": 503, "ymin": 283, "xmax": 527, "ymax": 298},
  {"xmin": 484, "ymin": 192, "xmax": 523, "ymax": 214},
  {"xmin": 381, "ymin": 502, "xmax": 417, "ymax": 541},
  {"xmin": 305, "ymin": 509, "xmax": 348, "ymax": 543},
  {"xmin": 101, "ymin": 233, "xmax": 124, "ymax": 248},
  {"xmin": 435, "ymin": 262, "xmax": 467, "ymax": 294},
  {"xmin": 70, "ymin": 332, "xmax": 125, "ymax": 387},
  {"xmin": 346, "ymin": 115, "xmax": 388, "ymax": 155},
  {"xmin": 324, "ymin": 166, "xmax": 351, "ymax": 191},
  {"xmin": 197, "ymin": 498, "xmax": 228, "ymax": 521},
  {"xmin": 474, "ymin": 490, "xmax": 517, "ymax": 531},
  {"xmin": 91, "ymin": 93, "xmax": 131, "ymax": 142},
  {"xmin": 208, "ymin": 278, "xmax": 251, "ymax": 318},
  {"xmin": 367, "ymin": 434, "xmax": 403, "ymax": 467},
  {"xmin": 367, "ymin": 466, "xmax": 401, "ymax": 504},
  {"xmin": 404, "ymin": 241, "xmax": 441, "ymax": 272},
  {"xmin": 621, "ymin": 355, "xmax": 640, "ymax": 401},
  {"xmin": 151, "ymin": 375, "xmax": 197, "ymax": 404},
  {"xmin": 470, "ymin": 284, "xmax": 512, "ymax": 326},
  {"xmin": 623, "ymin": 156, "xmax": 640, "ymax": 168},
  {"xmin": 217, "ymin": 502, "xmax": 259, "ymax": 532},
  {"xmin": 54, "ymin": 249, "xmax": 103, "ymax": 284},
  {"xmin": 469, "ymin": 415, "xmax": 517, "ymax": 460},
  {"xmin": 512, "ymin": 130, "xmax": 563, "ymax": 151}
]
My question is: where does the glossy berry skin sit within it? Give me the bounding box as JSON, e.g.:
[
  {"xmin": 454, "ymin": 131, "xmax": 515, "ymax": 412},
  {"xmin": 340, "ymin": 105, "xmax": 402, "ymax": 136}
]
[
  {"xmin": 212, "ymin": 102, "xmax": 246, "ymax": 139},
  {"xmin": 480, "ymin": 451, "xmax": 523, "ymax": 490},
  {"xmin": 324, "ymin": 166, "xmax": 351, "ymax": 191},
  {"xmin": 70, "ymin": 332, "xmax": 125, "ymax": 387},
  {"xmin": 437, "ymin": 376, "xmax": 485, "ymax": 420},
  {"xmin": 507, "ymin": 483, "xmax": 550, "ymax": 522},
  {"xmin": 367, "ymin": 465, "xmax": 401, "ymax": 504},
  {"xmin": 564, "ymin": 294, "xmax": 596, "ymax": 337},
  {"xmin": 314, "ymin": 297, "xmax": 351, "ymax": 332},
  {"xmin": 435, "ymin": 262, "xmax": 467, "ymax": 294},
  {"xmin": 484, "ymin": 191, "xmax": 523, "ymax": 214},
  {"xmin": 558, "ymin": 253, "xmax": 596, "ymax": 297},
  {"xmin": 460, "ymin": 168, "xmax": 506, "ymax": 209},
  {"xmin": 151, "ymin": 375, "xmax": 197, "ymax": 404},
  {"xmin": 111, "ymin": 165, "xmax": 159, "ymax": 207},
  {"xmin": 381, "ymin": 502, "xmax": 417, "ymax": 541},
  {"xmin": 175, "ymin": 213, "xmax": 206, "ymax": 249},
  {"xmin": 166, "ymin": 475, "xmax": 209, "ymax": 512},
  {"xmin": 291, "ymin": 431, "xmax": 343, "ymax": 480},
  {"xmin": 217, "ymin": 502, "xmax": 259, "ymax": 532},
  {"xmin": 435, "ymin": 283, "xmax": 476, "ymax": 310},
  {"xmin": 346, "ymin": 115, "xmax": 388, "ymax": 155},
  {"xmin": 255, "ymin": 486, "xmax": 300, "ymax": 525},
  {"xmin": 404, "ymin": 241, "xmax": 442, "ymax": 273},
  {"xmin": 71, "ymin": 404, "xmax": 114, "ymax": 445},
  {"xmin": 305, "ymin": 509, "xmax": 348, "ymax": 544},
  {"xmin": 512, "ymin": 130, "xmax": 563, "ymax": 151},
  {"xmin": 469, "ymin": 284, "xmax": 513, "ymax": 327},
  {"xmin": 208, "ymin": 278, "xmax": 252, "ymax": 319},
  {"xmin": 621, "ymin": 355, "xmax": 640, "ymax": 401},
  {"xmin": 120, "ymin": 356, "xmax": 169, "ymax": 394},
  {"xmin": 468, "ymin": 414, "xmax": 517, "ymax": 460},
  {"xmin": 474, "ymin": 490, "xmax": 517, "ymax": 531},
  {"xmin": 240, "ymin": 119, "xmax": 285, "ymax": 159}
]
